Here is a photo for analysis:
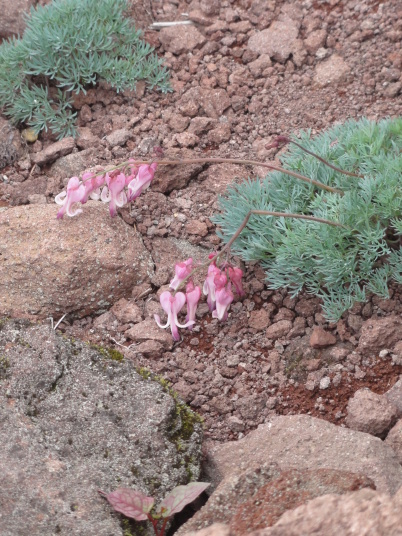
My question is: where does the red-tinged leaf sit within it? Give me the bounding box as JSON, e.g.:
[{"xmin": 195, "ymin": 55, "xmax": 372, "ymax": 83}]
[
  {"xmin": 156, "ymin": 482, "xmax": 210, "ymax": 518},
  {"xmin": 101, "ymin": 488, "xmax": 154, "ymax": 521}
]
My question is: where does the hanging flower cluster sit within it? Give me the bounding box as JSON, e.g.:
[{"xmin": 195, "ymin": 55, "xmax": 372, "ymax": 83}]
[
  {"xmin": 55, "ymin": 161, "xmax": 158, "ymax": 218},
  {"xmin": 154, "ymin": 257, "xmax": 245, "ymax": 341}
]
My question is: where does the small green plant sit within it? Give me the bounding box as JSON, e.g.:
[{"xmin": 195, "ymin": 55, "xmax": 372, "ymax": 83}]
[
  {"xmin": 214, "ymin": 117, "xmax": 402, "ymax": 322},
  {"xmin": 0, "ymin": 0, "xmax": 170, "ymax": 139},
  {"xmin": 99, "ymin": 482, "xmax": 210, "ymax": 536}
]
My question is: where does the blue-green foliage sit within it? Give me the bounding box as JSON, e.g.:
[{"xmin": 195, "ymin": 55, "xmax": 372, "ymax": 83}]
[
  {"xmin": 214, "ymin": 117, "xmax": 402, "ymax": 321},
  {"xmin": 0, "ymin": 0, "xmax": 170, "ymax": 139}
]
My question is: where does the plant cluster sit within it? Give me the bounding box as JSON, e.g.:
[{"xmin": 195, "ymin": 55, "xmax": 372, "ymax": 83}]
[
  {"xmin": 99, "ymin": 482, "xmax": 210, "ymax": 536},
  {"xmin": 215, "ymin": 117, "xmax": 402, "ymax": 321},
  {"xmin": 55, "ymin": 117, "xmax": 402, "ymax": 330},
  {"xmin": 0, "ymin": 0, "xmax": 170, "ymax": 139}
]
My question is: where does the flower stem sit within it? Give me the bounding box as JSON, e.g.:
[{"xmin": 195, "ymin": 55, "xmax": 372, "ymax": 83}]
[
  {"xmin": 173, "ymin": 210, "xmax": 347, "ymax": 294},
  {"xmin": 287, "ymin": 139, "xmax": 363, "ymax": 178},
  {"xmin": 85, "ymin": 157, "xmax": 344, "ymax": 195},
  {"xmin": 215, "ymin": 210, "xmax": 348, "ymax": 260}
]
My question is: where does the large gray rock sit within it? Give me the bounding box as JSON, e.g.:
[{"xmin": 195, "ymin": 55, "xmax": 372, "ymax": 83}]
[
  {"xmin": 0, "ymin": 202, "xmax": 154, "ymax": 319},
  {"xmin": 204, "ymin": 415, "xmax": 402, "ymax": 495},
  {"xmin": 0, "ymin": 319, "xmax": 203, "ymax": 536}
]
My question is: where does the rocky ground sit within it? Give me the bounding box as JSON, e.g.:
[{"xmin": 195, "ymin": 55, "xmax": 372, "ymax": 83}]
[
  {"xmin": 1, "ymin": 0, "xmax": 402, "ymax": 534},
  {"xmin": 1, "ymin": 0, "xmax": 402, "ymax": 448}
]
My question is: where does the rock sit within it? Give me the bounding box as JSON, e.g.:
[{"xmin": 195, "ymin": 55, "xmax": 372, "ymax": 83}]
[
  {"xmin": 0, "ymin": 118, "xmax": 25, "ymax": 169},
  {"xmin": 345, "ymin": 388, "xmax": 398, "ymax": 437},
  {"xmin": 178, "ymin": 463, "xmax": 374, "ymax": 536},
  {"xmin": 208, "ymin": 123, "xmax": 232, "ymax": 144},
  {"xmin": 105, "ymin": 128, "xmax": 131, "ymax": 147},
  {"xmin": 186, "ymin": 220, "xmax": 209, "ymax": 237},
  {"xmin": 174, "ymin": 132, "xmax": 200, "ymax": 148},
  {"xmin": 197, "ymin": 163, "xmax": 246, "ymax": 195},
  {"xmin": 1, "ymin": 175, "xmax": 47, "ymax": 205},
  {"xmin": 304, "ymin": 29, "xmax": 328, "ymax": 54},
  {"xmin": 0, "ymin": 0, "xmax": 34, "ymax": 38},
  {"xmin": 110, "ymin": 298, "xmax": 143, "ymax": 324},
  {"xmin": 310, "ymin": 326, "xmax": 336, "ymax": 348},
  {"xmin": 248, "ymin": 55, "xmax": 272, "ymax": 77},
  {"xmin": 247, "ymin": 19, "xmax": 299, "ymax": 63},
  {"xmin": 50, "ymin": 148, "xmax": 96, "ymax": 178},
  {"xmin": 158, "ymin": 25, "xmax": 206, "ymax": 55},
  {"xmin": 204, "ymin": 415, "xmax": 402, "ymax": 494},
  {"xmin": 266, "ymin": 320, "xmax": 293, "ymax": 340},
  {"xmin": 385, "ymin": 420, "xmax": 402, "ymax": 464},
  {"xmin": 0, "ymin": 319, "xmax": 202, "ymax": 536},
  {"xmin": 229, "ymin": 469, "xmax": 374, "ymax": 535},
  {"xmin": 125, "ymin": 319, "xmax": 174, "ymax": 351},
  {"xmin": 0, "ymin": 202, "xmax": 153, "ymax": 319},
  {"xmin": 249, "ymin": 309, "xmax": 271, "ymax": 330},
  {"xmin": 31, "ymin": 138, "xmax": 76, "ymax": 166},
  {"xmin": 200, "ymin": 0, "xmax": 220, "ymax": 16},
  {"xmin": 199, "ymin": 88, "xmax": 231, "ymax": 119},
  {"xmin": 183, "ymin": 525, "xmax": 231, "ymax": 536},
  {"xmin": 258, "ymin": 488, "xmax": 402, "ymax": 536},
  {"xmin": 313, "ymin": 54, "xmax": 351, "ymax": 87},
  {"xmin": 358, "ymin": 315, "xmax": 402, "ymax": 357},
  {"xmin": 76, "ymin": 127, "xmax": 101, "ymax": 150},
  {"xmin": 151, "ymin": 149, "xmax": 205, "ymax": 194},
  {"xmin": 385, "ymin": 377, "xmax": 402, "ymax": 417}
]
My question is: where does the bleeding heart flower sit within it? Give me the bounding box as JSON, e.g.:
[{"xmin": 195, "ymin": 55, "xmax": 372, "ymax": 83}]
[
  {"xmin": 212, "ymin": 281, "xmax": 234, "ymax": 321},
  {"xmin": 101, "ymin": 172, "xmax": 127, "ymax": 217},
  {"xmin": 202, "ymin": 263, "xmax": 221, "ymax": 312},
  {"xmin": 127, "ymin": 163, "xmax": 158, "ymax": 202},
  {"xmin": 229, "ymin": 266, "xmax": 245, "ymax": 297},
  {"xmin": 81, "ymin": 172, "xmax": 106, "ymax": 203},
  {"xmin": 55, "ymin": 176, "xmax": 85, "ymax": 219},
  {"xmin": 154, "ymin": 291, "xmax": 194, "ymax": 341},
  {"xmin": 170, "ymin": 258, "xmax": 193, "ymax": 291},
  {"xmin": 185, "ymin": 281, "xmax": 201, "ymax": 328}
]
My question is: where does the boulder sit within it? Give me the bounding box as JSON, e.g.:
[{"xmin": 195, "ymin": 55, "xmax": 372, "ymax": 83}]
[
  {"xmin": 0, "ymin": 319, "xmax": 203, "ymax": 536},
  {"xmin": 204, "ymin": 415, "xmax": 402, "ymax": 494},
  {"xmin": 0, "ymin": 202, "xmax": 154, "ymax": 319}
]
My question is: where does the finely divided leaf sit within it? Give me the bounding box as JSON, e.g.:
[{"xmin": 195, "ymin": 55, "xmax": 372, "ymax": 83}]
[
  {"xmin": 100, "ymin": 488, "xmax": 154, "ymax": 521},
  {"xmin": 156, "ymin": 482, "xmax": 210, "ymax": 518}
]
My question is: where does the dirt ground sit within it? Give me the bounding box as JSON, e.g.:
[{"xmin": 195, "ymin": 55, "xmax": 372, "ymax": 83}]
[{"xmin": 1, "ymin": 0, "xmax": 402, "ymax": 444}]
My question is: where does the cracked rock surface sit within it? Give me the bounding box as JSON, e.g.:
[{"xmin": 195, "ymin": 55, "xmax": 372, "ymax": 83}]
[{"xmin": 0, "ymin": 319, "xmax": 203, "ymax": 536}]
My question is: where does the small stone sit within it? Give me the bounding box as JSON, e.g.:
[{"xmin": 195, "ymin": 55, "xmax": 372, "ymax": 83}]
[
  {"xmin": 266, "ymin": 320, "xmax": 293, "ymax": 340},
  {"xmin": 314, "ymin": 54, "xmax": 351, "ymax": 87},
  {"xmin": 105, "ymin": 128, "xmax": 131, "ymax": 147},
  {"xmin": 319, "ymin": 377, "xmax": 331, "ymax": 390},
  {"xmin": 310, "ymin": 327, "xmax": 336, "ymax": 348},
  {"xmin": 346, "ymin": 389, "xmax": 398, "ymax": 438},
  {"xmin": 248, "ymin": 309, "xmax": 270, "ymax": 330}
]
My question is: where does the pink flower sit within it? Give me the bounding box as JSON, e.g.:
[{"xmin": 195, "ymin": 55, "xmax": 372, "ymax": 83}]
[
  {"xmin": 212, "ymin": 282, "xmax": 234, "ymax": 321},
  {"xmin": 55, "ymin": 176, "xmax": 85, "ymax": 219},
  {"xmin": 127, "ymin": 163, "xmax": 158, "ymax": 202},
  {"xmin": 154, "ymin": 291, "xmax": 194, "ymax": 341},
  {"xmin": 185, "ymin": 281, "xmax": 201, "ymax": 328},
  {"xmin": 101, "ymin": 172, "xmax": 127, "ymax": 217},
  {"xmin": 229, "ymin": 267, "xmax": 245, "ymax": 297},
  {"xmin": 81, "ymin": 172, "xmax": 106, "ymax": 203},
  {"xmin": 202, "ymin": 263, "xmax": 221, "ymax": 312},
  {"xmin": 170, "ymin": 258, "xmax": 193, "ymax": 291}
]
